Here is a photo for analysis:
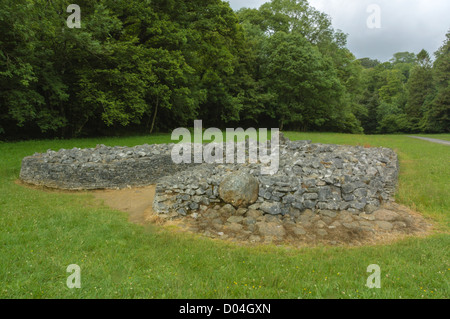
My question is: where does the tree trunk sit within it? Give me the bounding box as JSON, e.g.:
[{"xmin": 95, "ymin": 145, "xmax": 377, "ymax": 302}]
[{"xmin": 149, "ymin": 97, "xmax": 159, "ymax": 134}]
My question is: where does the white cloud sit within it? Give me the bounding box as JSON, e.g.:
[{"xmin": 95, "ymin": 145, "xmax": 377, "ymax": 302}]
[{"xmin": 227, "ymin": 0, "xmax": 268, "ymax": 10}]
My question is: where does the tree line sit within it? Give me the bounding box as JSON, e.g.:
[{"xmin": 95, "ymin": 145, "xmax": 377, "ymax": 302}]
[{"xmin": 1, "ymin": 0, "xmax": 449, "ymax": 140}]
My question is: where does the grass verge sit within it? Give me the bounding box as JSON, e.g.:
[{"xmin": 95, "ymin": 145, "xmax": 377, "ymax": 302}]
[{"xmin": 0, "ymin": 133, "xmax": 448, "ymax": 299}]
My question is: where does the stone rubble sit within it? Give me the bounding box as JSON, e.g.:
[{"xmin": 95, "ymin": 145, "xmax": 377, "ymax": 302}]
[{"xmin": 169, "ymin": 201, "xmax": 431, "ymax": 246}]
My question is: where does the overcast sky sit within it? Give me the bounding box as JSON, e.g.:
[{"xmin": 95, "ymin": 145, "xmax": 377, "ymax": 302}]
[{"xmin": 228, "ymin": 0, "xmax": 450, "ymax": 62}]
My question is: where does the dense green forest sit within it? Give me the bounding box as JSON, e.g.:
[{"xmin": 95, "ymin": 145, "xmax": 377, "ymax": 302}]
[{"xmin": 1, "ymin": 0, "xmax": 449, "ymax": 139}]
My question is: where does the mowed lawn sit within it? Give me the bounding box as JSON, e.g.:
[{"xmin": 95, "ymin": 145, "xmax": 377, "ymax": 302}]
[{"xmin": 0, "ymin": 133, "xmax": 448, "ymax": 299}]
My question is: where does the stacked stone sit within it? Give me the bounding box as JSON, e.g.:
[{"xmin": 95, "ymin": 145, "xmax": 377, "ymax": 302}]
[
  {"xmin": 174, "ymin": 202, "xmax": 420, "ymax": 244},
  {"xmin": 28, "ymin": 143, "xmax": 174, "ymax": 163},
  {"xmin": 19, "ymin": 143, "xmax": 193, "ymax": 190},
  {"xmin": 153, "ymin": 139, "xmax": 399, "ymax": 217}
]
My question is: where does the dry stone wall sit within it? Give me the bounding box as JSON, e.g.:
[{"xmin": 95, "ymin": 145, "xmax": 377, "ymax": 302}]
[
  {"xmin": 20, "ymin": 137, "xmax": 399, "ymax": 219},
  {"xmin": 153, "ymin": 139, "xmax": 399, "ymax": 217},
  {"xmin": 19, "ymin": 144, "xmax": 196, "ymax": 190}
]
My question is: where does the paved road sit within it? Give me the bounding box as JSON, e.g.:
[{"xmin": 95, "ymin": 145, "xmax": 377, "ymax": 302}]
[{"xmin": 408, "ymin": 136, "xmax": 450, "ymax": 146}]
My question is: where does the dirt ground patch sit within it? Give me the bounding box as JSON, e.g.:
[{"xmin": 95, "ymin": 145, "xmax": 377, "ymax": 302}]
[{"xmin": 91, "ymin": 186, "xmax": 156, "ymax": 225}]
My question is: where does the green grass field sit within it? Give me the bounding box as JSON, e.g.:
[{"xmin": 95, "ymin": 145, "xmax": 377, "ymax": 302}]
[{"xmin": 0, "ymin": 133, "xmax": 449, "ymax": 299}]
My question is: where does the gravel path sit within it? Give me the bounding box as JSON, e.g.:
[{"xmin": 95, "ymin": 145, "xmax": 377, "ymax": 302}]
[{"xmin": 408, "ymin": 136, "xmax": 450, "ymax": 146}]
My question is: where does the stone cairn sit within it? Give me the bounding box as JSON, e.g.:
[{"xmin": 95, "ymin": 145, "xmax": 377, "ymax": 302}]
[
  {"xmin": 153, "ymin": 137, "xmax": 398, "ymax": 217},
  {"xmin": 20, "ymin": 135, "xmax": 403, "ymax": 243},
  {"xmin": 20, "ymin": 143, "xmax": 196, "ymax": 190}
]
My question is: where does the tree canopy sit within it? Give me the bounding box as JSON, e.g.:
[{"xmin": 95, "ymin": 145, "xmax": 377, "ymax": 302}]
[{"xmin": 0, "ymin": 0, "xmax": 448, "ymax": 139}]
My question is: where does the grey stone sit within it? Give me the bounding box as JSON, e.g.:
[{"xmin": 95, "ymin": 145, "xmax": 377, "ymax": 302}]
[
  {"xmin": 195, "ymin": 188, "xmax": 206, "ymax": 195},
  {"xmin": 189, "ymin": 202, "xmax": 199, "ymax": 210},
  {"xmin": 292, "ymin": 202, "xmax": 304, "ymax": 210},
  {"xmin": 330, "ymin": 221, "xmax": 341, "ymax": 228},
  {"xmin": 353, "ymin": 188, "xmax": 368, "ymax": 198},
  {"xmin": 226, "ymin": 223, "xmax": 243, "ymax": 232},
  {"xmin": 212, "ymin": 218, "xmax": 224, "ymax": 226},
  {"xmin": 342, "ymin": 193, "xmax": 355, "ymax": 202},
  {"xmin": 227, "ymin": 216, "xmax": 244, "ymax": 224},
  {"xmin": 243, "ymin": 217, "xmax": 257, "ymax": 225},
  {"xmin": 317, "ymin": 229, "xmax": 328, "ymax": 236},
  {"xmin": 191, "ymin": 195, "xmax": 203, "ymax": 203},
  {"xmin": 376, "ymin": 221, "xmax": 394, "ymax": 230},
  {"xmin": 359, "ymin": 213, "xmax": 376, "ymax": 221},
  {"xmin": 318, "ymin": 187, "xmax": 332, "ymax": 201},
  {"xmin": 319, "ymin": 210, "xmax": 337, "ymax": 218},
  {"xmin": 316, "ymin": 220, "xmax": 327, "ymax": 229},
  {"xmin": 219, "ymin": 171, "xmax": 259, "ymax": 208},
  {"xmin": 303, "ymin": 200, "xmax": 316, "ymax": 209},
  {"xmin": 359, "ymin": 220, "xmax": 374, "ymax": 228},
  {"xmin": 364, "ymin": 204, "xmax": 378, "ymax": 214},
  {"xmin": 342, "ymin": 222, "xmax": 359, "ymax": 229},
  {"xmin": 288, "ymin": 208, "xmax": 301, "ymax": 218},
  {"xmin": 235, "ymin": 208, "xmax": 248, "ymax": 216},
  {"xmin": 373, "ymin": 209, "xmax": 399, "ymax": 221},
  {"xmin": 293, "ymin": 227, "xmax": 307, "ymax": 235},
  {"xmin": 246, "ymin": 209, "xmax": 263, "ymax": 218},
  {"xmin": 204, "ymin": 209, "xmax": 220, "ymax": 219},
  {"xmin": 393, "ymin": 221, "xmax": 407, "ymax": 228},
  {"xmin": 260, "ymin": 202, "xmax": 282, "ymax": 215},
  {"xmin": 264, "ymin": 214, "xmax": 281, "ymax": 222},
  {"xmin": 257, "ymin": 222, "xmax": 286, "ymax": 238},
  {"xmin": 299, "ymin": 221, "xmax": 313, "ymax": 228},
  {"xmin": 299, "ymin": 209, "xmax": 314, "ymax": 220},
  {"xmin": 350, "ymin": 201, "xmax": 367, "ymax": 211},
  {"xmin": 248, "ymin": 203, "xmax": 261, "ymax": 210},
  {"xmin": 303, "ymin": 178, "xmax": 316, "ymax": 188},
  {"xmin": 321, "ymin": 216, "xmax": 333, "ymax": 224},
  {"xmin": 304, "ymin": 193, "xmax": 319, "ymax": 200},
  {"xmin": 249, "ymin": 235, "xmax": 261, "ymax": 243},
  {"xmin": 342, "ymin": 183, "xmax": 357, "ymax": 194},
  {"xmin": 220, "ymin": 204, "xmax": 236, "ymax": 216},
  {"xmin": 282, "ymin": 194, "xmax": 296, "ymax": 204},
  {"xmin": 339, "ymin": 212, "xmax": 354, "ymax": 223}
]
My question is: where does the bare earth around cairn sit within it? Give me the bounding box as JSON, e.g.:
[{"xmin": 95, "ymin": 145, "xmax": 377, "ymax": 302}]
[{"xmin": 91, "ymin": 185, "xmax": 433, "ymax": 248}]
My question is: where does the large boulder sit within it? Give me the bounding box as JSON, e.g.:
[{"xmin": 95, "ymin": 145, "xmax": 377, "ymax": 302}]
[{"xmin": 219, "ymin": 171, "xmax": 259, "ymax": 208}]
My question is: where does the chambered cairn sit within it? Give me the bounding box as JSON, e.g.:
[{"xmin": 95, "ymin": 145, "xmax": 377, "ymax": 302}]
[{"xmin": 20, "ymin": 134, "xmax": 427, "ymax": 245}]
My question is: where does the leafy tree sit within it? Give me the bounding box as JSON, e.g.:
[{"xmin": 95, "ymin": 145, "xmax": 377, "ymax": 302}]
[
  {"xmin": 1, "ymin": 0, "xmax": 447, "ymax": 139},
  {"xmin": 0, "ymin": 0, "xmax": 68, "ymax": 136},
  {"xmin": 359, "ymin": 58, "xmax": 381, "ymax": 69},
  {"xmin": 163, "ymin": 0, "xmax": 248, "ymax": 128},
  {"xmin": 262, "ymin": 32, "xmax": 345, "ymax": 131},
  {"xmin": 405, "ymin": 50, "xmax": 434, "ymax": 132},
  {"xmin": 378, "ymin": 69, "xmax": 406, "ymax": 104},
  {"xmin": 390, "ymin": 52, "xmax": 416, "ymax": 65},
  {"xmin": 237, "ymin": 0, "xmax": 363, "ymax": 133},
  {"xmin": 422, "ymin": 31, "xmax": 450, "ymax": 132}
]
